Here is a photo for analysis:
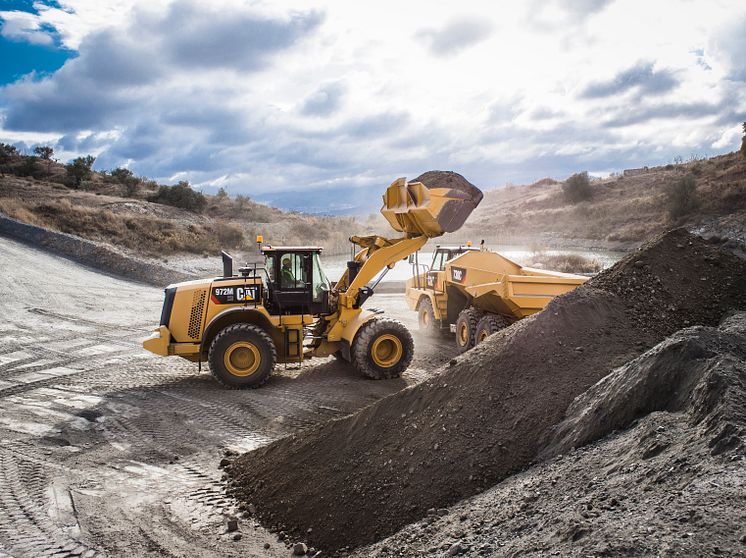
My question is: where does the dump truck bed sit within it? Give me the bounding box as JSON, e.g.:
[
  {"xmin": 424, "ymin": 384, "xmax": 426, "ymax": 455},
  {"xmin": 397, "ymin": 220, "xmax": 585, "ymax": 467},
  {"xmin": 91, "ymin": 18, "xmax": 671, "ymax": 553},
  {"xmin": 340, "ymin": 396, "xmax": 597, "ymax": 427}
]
[{"xmin": 442, "ymin": 250, "xmax": 587, "ymax": 320}]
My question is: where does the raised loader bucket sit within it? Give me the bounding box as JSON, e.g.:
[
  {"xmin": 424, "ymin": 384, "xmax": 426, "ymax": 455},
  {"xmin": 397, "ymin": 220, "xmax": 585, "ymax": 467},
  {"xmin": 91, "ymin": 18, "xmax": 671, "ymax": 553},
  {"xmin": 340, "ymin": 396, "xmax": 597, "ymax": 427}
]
[{"xmin": 381, "ymin": 171, "xmax": 483, "ymax": 238}]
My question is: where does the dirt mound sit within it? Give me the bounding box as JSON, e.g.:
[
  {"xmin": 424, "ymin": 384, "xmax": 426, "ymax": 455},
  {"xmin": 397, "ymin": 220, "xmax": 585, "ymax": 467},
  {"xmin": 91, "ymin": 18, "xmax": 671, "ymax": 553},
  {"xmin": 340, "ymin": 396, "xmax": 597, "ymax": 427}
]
[
  {"xmin": 541, "ymin": 314, "xmax": 746, "ymax": 460},
  {"xmin": 412, "ymin": 170, "xmax": 478, "ymax": 196},
  {"xmin": 354, "ymin": 315, "xmax": 746, "ymax": 558},
  {"xmin": 531, "ymin": 177, "xmax": 560, "ymax": 187},
  {"xmin": 227, "ymin": 229, "xmax": 746, "ymax": 552}
]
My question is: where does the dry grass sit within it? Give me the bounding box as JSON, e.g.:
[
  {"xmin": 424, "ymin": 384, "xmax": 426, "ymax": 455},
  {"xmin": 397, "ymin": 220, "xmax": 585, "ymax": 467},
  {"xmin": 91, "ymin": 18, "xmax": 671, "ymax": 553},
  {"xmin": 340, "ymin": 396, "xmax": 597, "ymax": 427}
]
[
  {"xmin": 460, "ymin": 151, "xmax": 746, "ymax": 248},
  {"xmin": 527, "ymin": 252, "xmax": 602, "ymax": 274},
  {"xmin": 0, "ymin": 174, "xmax": 372, "ymax": 257}
]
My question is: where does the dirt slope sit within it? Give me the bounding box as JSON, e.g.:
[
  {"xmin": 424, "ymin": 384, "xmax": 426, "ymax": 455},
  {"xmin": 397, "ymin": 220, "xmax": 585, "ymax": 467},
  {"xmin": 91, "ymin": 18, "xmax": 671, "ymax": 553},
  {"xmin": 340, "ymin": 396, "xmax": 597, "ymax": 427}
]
[
  {"xmin": 227, "ymin": 229, "xmax": 746, "ymax": 551},
  {"xmin": 457, "ymin": 151, "xmax": 746, "ymax": 249},
  {"xmin": 353, "ymin": 314, "xmax": 746, "ymax": 557}
]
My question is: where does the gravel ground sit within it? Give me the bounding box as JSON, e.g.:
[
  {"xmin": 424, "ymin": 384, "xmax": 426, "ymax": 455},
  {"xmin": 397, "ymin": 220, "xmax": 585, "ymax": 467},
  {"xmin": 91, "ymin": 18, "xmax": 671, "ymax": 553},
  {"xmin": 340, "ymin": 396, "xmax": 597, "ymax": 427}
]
[{"xmin": 0, "ymin": 235, "xmax": 456, "ymax": 558}]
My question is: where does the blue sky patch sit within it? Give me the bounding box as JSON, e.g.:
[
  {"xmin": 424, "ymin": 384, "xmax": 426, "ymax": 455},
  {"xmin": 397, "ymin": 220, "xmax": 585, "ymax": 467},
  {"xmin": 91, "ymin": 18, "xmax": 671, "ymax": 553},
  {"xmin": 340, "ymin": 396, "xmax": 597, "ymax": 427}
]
[
  {"xmin": 0, "ymin": 0, "xmax": 74, "ymax": 85},
  {"xmin": 0, "ymin": 35, "xmax": 74, "ymax": 85}
]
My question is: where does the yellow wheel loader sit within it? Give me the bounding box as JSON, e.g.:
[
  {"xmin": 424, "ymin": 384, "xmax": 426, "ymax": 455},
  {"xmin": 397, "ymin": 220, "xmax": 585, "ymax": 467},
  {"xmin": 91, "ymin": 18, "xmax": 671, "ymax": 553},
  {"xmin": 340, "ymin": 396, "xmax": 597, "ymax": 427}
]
[
  {"xmin": 143, "ymin": 175, "xmax": 483, "ymax": 388},
  {"xmin": 405, "ymin": 244, "xmax": 589, "ymax": 353}
]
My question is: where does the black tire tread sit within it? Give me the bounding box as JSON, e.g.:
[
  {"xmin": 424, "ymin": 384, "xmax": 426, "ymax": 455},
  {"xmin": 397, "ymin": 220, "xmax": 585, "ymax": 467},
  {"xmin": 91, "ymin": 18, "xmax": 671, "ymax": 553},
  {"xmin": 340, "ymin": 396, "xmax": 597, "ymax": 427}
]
[
  {"xmin": 352, "ymin": 318, "xmax": 414, "ymax": 380},
  {"xmin": 417, "ymin": 297, "xmax": 438, "ymax": 335},
  {"xmin": 475, "ymin": 313, "xmax": 512, "ymax": 344},
  {"xmin": 455, "ymin": 306, "xmax": 482, "ymax": 353},
  {"xmin": 208, "ymin": 323, "xmax": 276, "ymax": 389}
]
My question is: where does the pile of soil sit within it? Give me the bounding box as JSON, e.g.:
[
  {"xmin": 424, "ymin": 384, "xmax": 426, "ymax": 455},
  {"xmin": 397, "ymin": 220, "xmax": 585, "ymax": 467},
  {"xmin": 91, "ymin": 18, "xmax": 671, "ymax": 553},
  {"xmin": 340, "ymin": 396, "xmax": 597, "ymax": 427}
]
[
  {"xmin": 412, "ymin": 171, "xmax": 478, "ymax": 194},
  {"xmin": 541, "ymin": 313, "xmax": 746, "ymax": 460},
  {"xmin": 227, "ymin": 229, "xmax": 746, "ymax": 552},
  {"xmin": 354, "ymin": 314, "xmax": 746, "ymax": 557},
  {"xmin": 412, "ymin": 171, "xmax": 484, "ymax": 233}
]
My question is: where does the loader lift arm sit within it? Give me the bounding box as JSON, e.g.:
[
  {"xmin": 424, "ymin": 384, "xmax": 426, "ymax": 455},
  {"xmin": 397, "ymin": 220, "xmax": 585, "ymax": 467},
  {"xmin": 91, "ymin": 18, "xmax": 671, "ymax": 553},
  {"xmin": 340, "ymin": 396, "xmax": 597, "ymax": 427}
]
[{"xmin": 323, "ymin": 176, "xmax": 483, "ymax": 343}]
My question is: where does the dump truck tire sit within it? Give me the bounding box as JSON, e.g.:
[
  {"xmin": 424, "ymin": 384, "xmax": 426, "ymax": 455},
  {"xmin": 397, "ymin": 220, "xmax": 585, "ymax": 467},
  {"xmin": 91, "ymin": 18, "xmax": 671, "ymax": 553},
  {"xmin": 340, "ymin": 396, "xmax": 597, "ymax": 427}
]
[
  {"xmin": 352, "ymin": 318, "xmax": 414, "ymax": 380},
  {"xmin": 208, "ymin": 323, "xmax": 276, "ymax": 389},
  {"xmin": 417, "ymin": 298, "xmax": 438, "ymax": 335},
  {"xmin": 475, "ymin": 313, "xmax": 511, "ymax": 345},
  {"xmin": 455, "ymin": 307, "xmax": 482, "ymax": 353}
]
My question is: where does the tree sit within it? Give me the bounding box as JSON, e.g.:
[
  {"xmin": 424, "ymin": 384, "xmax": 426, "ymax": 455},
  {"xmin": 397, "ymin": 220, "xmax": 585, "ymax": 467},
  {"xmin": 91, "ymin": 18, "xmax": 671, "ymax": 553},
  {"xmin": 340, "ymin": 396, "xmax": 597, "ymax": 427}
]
[
  {"xmin": 19, "ymin": 155, "xmax": 39, "ymax": 178},
  {"xmin": 150, "ymin": 181, "xmax": 207, "ymax": 212},
  {"xmin": 216, "ymin": 187, "xmax": 228, "ymax": 199},
  {"xmin": 33, "ymin": 146, "xmax": 55, "ymax": 175},
  {"xmin": 665, "ymin": 174, "xmax": 699, "ymax": 220},
  {"xmin": 65, "ymin": 155, "xmax": 96, "ymax": 187},
  {"xmin": 741, "ymin": 121, "xmax": 746, "ymax": 161},
  {"xmin": 0, "ymin": 143, "xmax": 19, "ymax": 175},
  {"xmin": 110, "ymin": 167, "xmax": 140, "ymax": 197},
  {"xmin": 562, "ymin": 171, "xmax": 593, "ymax": 203}
]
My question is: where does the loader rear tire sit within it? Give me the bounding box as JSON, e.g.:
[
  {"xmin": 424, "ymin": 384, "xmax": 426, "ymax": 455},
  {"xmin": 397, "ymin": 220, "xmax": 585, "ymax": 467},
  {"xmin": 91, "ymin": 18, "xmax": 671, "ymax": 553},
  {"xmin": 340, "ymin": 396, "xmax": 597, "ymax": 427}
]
[
  {"xmin": 208, "ymin": 323, "xmax": 276, "ymax": 389},
  {"xmin": 455, "ymin": 307, "xmax": 482, "ymax": 353},
  {"xmin": 475, "ymin": 313, "xmax": 511, "ymax": 345},
  {"xmin": 352, "ymin": 318, "xmax": 414, "ymax": 380},
  {"xmin": 417, "ymin": 298, "xmax": 438, "ymax": 335}
]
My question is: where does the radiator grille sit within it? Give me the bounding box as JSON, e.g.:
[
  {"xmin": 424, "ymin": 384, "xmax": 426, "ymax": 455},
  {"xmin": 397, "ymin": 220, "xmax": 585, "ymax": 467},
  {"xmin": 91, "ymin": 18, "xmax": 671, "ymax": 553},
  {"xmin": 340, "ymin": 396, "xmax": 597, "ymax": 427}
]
[{"xmin": 188, "ymin": 290, "xmax": 206, "ymax": 339}]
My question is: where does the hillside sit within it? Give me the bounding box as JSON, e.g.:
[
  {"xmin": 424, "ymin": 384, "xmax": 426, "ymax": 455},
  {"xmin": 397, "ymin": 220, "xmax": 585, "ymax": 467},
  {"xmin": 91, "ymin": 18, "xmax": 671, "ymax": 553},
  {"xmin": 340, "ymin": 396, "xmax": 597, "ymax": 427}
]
[
  {"xmin": 454, "ymin": 151, "xmax": 746, "ymax": 250},
  {"xmin": 0, "ymin": 150, "xmax": 374, "ymax": 259}
]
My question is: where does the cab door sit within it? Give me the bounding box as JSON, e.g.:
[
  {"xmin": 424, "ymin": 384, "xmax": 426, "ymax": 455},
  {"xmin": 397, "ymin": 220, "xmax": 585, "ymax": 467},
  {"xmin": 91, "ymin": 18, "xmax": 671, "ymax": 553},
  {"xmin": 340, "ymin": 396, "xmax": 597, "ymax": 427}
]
[
  {"xmin": 266, "ymin": 252, "xmax": 313, "ymax": 315},
  {"xmin": 427, "ymin": 249, "xmax": 448, "ymax": 292}
]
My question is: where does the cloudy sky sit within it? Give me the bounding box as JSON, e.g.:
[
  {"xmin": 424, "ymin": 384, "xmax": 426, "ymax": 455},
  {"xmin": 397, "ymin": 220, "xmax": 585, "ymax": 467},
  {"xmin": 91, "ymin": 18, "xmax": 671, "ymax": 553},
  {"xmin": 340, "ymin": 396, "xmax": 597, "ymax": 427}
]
[{"xmin": 1, "ymin": 0, "xmax": 745, "ymax": 212}]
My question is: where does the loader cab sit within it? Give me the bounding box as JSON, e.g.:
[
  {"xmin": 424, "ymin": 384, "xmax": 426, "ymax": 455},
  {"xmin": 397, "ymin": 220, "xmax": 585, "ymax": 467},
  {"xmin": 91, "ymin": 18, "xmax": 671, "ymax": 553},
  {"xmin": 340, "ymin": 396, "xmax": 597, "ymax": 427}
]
[{"xmin": 261, "ymin": 246, "xmax": 331, "ymax": 315}]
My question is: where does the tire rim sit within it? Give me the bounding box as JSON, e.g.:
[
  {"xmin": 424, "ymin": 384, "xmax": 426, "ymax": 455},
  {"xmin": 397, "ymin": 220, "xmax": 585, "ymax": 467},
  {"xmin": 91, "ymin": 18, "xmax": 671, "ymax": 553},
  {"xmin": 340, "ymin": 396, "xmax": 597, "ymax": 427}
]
[
  {"xmin": 420, "ymin": 308, "xmax": 430, "ymax": 327},
  {"xmin": 458, "ymin": 323, "xmax": 469, "ymax": 346},
  {"xmin": 477, "ymin": 329, "xmax": 488, "ymax": 343},
  {"xmin": 224, "ymin": 341, "xmax": 261, "ymax": 377},
  {"xmin": 371, "ymin": 334, "xmax": 403, "ymax": 368}
]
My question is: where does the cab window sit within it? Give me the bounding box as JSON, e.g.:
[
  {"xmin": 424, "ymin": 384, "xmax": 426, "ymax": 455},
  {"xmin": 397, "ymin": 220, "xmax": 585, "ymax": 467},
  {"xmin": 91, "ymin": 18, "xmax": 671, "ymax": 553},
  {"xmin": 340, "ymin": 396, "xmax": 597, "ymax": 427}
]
[
  {"xmin": 311, "ymin": 253, "xmax": 330, "ymax": 303},
  {"xmin": 431, "ymin": 250, "xmax": 447, "ymax": 271},
  {"xmin": 279, "ymin": 253, "xmax": 307, "ymax": 289}
]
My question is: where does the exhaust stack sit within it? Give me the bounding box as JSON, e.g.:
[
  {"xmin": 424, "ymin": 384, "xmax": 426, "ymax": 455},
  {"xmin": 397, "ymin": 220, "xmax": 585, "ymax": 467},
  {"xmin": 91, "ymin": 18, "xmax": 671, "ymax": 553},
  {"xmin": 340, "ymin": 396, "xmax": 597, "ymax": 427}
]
[{"xmin": 221, "ymin": 251, "xmax": 233, "ymax": 278}]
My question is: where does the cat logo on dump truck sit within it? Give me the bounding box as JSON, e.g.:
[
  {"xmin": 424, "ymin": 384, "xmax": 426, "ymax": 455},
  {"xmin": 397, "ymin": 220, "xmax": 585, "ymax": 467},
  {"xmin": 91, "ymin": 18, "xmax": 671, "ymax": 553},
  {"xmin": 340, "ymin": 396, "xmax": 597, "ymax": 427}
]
[
  {"xmin": 210, "ymin": 285, "xmax": 259, "ymax": 304},
  {"xmin": 451, "ymin": 267, "xmax": 467, "ymax": 283}
]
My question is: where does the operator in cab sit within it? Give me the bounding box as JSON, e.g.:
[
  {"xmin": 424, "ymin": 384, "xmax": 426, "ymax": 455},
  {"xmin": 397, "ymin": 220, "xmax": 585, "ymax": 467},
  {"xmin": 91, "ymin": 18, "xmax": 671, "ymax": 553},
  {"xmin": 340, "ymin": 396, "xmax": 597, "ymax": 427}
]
[{"xmin": 281, "ymin": 257, "xmax": 304, "ymax": 288}]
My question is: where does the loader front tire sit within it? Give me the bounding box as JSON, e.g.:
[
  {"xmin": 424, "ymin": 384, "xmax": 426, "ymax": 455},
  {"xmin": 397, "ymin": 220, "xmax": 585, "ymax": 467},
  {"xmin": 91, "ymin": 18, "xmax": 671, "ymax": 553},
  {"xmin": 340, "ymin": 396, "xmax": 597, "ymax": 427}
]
[
  {"xmin": 417, "ymin": 297, "xmax": 438, "ymax": 335},
  {"xmin": 475, "ymin": 313, "xmax": 511, "ymax": 345},
  {"xmin": 208, "ymin": 323, "xmax": 276, "ymax": 389},
  {"xmin": 455, "ymin": 307, "xmax": 482, "ymax": 353},
  {"xmin": 352, "ymin": 318, "xmax": 414, "ymax": 380}
]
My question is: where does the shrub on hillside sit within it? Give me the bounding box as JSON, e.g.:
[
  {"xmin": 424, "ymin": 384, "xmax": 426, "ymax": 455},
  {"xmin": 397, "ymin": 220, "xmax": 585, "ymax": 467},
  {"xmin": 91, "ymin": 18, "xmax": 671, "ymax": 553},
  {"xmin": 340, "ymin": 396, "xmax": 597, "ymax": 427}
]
[
  {"xmin": 110, "ymin": 167, "xmax": 141, "ymax": 197},
  {"xmin": 18, "ymin": 155, "xmax": 40, "ymax": 178},
  {"xmin": 741, "ymin": 122, "xmax": 746, "ymax": 160},
  {"xmin": 665, "ymin": 174, "xmax": 699, "ymax": 220},
  {"xmin": 33, "ymin": 146, "xmax": 55, "ymax": 175},
  {"xmin": 65, "ymin": 155, "xmax": 96, "ymax": 187},
  {"xmin": 562, "ymin": 171, "xmax": 593, "ymax": 203},
  {"xmin": 150, "ymin": 181, "xmax": 207, "ymax": 213}
]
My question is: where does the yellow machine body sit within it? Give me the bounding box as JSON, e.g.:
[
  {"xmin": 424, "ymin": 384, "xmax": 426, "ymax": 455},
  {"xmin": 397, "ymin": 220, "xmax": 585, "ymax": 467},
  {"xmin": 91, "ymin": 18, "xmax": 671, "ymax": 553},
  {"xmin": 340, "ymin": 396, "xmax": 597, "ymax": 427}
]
[
  {"xmin": 406, "ymin": 247, "xmax": 588, "ymax": 332},
  {"xmin": 143, "ymin": 175, "xmax": 484, "ymax": 387}
]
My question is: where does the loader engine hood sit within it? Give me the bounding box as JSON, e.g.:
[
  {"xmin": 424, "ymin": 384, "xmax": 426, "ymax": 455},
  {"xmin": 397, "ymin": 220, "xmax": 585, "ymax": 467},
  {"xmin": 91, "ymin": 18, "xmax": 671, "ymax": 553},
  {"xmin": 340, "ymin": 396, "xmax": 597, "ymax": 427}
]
[{"xmin": 381, "ymin": 171, "xmax": 483, "ymax": 238}]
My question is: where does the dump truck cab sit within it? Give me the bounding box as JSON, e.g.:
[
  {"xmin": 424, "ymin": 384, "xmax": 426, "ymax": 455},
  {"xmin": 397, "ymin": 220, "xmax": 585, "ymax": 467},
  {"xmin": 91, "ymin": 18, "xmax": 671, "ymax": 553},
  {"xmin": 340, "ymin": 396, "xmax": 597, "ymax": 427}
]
[
  {"xmin": 406, "ymin": 245, "xmax": 478, "ymax": 330},
  {"xmin": 426, "ymin": 245, "xmax": 479, "ymax": 290}
]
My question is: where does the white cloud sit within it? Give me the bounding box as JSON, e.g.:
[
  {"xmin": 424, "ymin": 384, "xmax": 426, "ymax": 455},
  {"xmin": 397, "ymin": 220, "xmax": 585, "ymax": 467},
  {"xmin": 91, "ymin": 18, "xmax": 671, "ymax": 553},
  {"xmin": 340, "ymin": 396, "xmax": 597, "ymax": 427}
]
[
  {"xmin": 0, "ymin": 0, "xmax": 745, "ymax": 204},
  {"xmin": 0, "ymin": 10, "xmax": 55, "ymax": 45}
]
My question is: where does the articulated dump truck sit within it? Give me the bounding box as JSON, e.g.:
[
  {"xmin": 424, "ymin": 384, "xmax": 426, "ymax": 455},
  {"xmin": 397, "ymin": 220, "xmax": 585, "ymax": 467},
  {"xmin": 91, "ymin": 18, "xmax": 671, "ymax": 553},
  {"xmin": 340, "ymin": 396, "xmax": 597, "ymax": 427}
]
[
  {"xmin": 143, "ymin": 175, "xmax": 483, "ymax": 388},
  {"xmin": 406, "ymin": 245, "xmax": 588, "ymax": 352}
]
